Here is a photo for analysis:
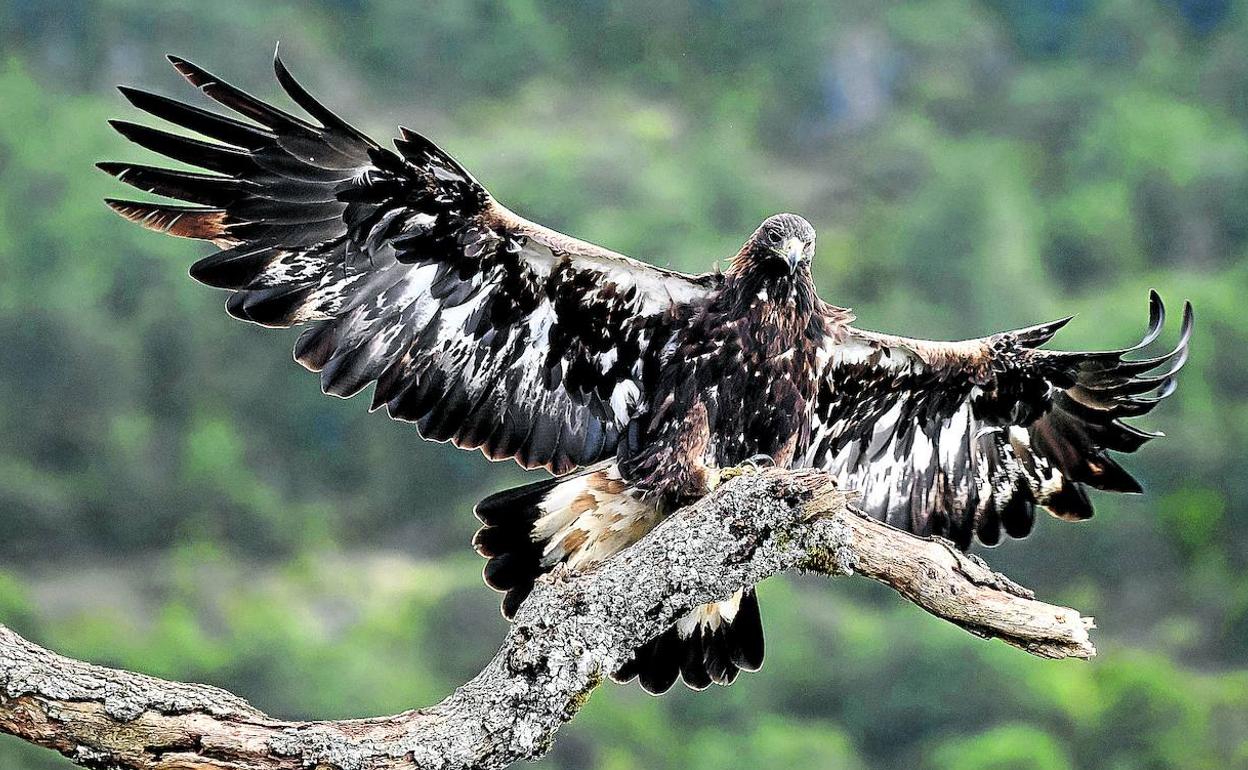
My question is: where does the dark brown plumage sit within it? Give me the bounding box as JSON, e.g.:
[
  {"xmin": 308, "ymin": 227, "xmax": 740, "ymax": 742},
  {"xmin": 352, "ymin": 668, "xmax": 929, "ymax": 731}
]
[{"xmin": 104, "ymin": 53, "xmax": 1192, "ymax": 694}]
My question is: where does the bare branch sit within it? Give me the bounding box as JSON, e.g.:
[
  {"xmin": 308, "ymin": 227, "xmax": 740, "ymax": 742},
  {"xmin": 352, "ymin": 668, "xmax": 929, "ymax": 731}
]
[{"xmin": 0, "ymin": 469, "xmax": 1094, "ymax": 770}]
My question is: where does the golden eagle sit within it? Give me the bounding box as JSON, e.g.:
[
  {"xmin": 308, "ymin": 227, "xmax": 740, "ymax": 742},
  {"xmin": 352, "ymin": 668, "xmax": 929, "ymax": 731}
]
[{"xmin": 103, "ymin": 55, "xmax": 1192, "ymax": 694}]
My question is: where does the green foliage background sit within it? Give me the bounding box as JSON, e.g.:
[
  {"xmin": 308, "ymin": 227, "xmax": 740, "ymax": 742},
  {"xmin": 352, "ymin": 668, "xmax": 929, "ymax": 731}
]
[{"xmin": 0, "ymin": 1, "xmax": 1245, "ymax": 767}]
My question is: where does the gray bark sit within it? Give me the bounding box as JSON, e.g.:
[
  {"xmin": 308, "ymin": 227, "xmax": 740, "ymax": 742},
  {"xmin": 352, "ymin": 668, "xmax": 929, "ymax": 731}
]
[{"xmin": 0, "ymin": 469, "xmax": 1094, "ymax": 770}]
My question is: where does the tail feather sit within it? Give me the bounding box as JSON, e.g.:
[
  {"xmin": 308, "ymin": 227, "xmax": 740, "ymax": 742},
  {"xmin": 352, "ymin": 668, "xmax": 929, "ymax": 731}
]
[
  {"xmin": 613, "ymin": 588, "xmax": 764, "ymax": 694},
  {"xmin": 473, "ymin": 462, "xmax": 658, "ymax": 619},
  {"xmin": 473, "ymin": 475, "xmax": 561, "ymax": 619},
  {"xmin": 726, "ymin": 588, "xmax": 766, "ymax": 670},
  {"xmin": 475, "ymin": 469, "xmax": 765, "ymax": 694}
]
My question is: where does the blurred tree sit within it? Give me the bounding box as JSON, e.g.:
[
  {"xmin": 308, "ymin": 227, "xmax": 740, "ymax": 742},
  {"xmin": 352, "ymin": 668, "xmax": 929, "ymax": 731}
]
[{"xmin": 0, "ymin": 1, "xmax": 1244, "ymax": 768}]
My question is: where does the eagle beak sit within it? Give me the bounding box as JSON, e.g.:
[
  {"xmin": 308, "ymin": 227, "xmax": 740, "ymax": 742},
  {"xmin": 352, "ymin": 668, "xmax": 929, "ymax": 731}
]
[{"xmin": 782, "ymin": 237, "xmax": 804, "ymax": 274}]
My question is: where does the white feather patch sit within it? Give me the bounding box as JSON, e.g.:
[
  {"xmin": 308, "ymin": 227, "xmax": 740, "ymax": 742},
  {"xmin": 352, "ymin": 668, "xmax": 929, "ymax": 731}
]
[
  {"xmin": 676, "ymin": 589, "xmax": 745, "ymax": 638},
  {"xmin": 533, "ymin": 466, "xmax": 660, "ymax": 571}
]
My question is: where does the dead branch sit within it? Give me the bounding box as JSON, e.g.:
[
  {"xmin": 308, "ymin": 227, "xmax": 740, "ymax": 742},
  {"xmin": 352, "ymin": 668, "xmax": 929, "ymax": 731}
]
[{"xmin": 0, "ymin": 469, "xmax": 1094, "ymax": 770}]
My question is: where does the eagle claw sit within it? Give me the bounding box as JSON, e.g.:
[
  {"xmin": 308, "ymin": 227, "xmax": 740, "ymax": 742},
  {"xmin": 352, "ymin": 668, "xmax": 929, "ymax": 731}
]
[
  {"xmin": 744, "ymin": 453, "xmax": 776, "ymax": 468},
  {"xmin": 711, "ymin": 455, "xmax": 775, "ymax": 489}
]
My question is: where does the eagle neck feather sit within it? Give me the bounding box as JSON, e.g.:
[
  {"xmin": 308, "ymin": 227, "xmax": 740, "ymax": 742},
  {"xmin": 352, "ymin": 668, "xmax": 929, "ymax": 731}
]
[{"xmin": 717, "ymin": 266, "xmax": 851, "ymax": 346}]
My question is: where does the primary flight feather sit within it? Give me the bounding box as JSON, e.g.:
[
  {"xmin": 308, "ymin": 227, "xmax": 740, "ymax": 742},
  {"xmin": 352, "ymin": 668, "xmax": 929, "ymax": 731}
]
[{"xmin": 104, "ymin": 53, "xmax": 1192, "ymax": 694}]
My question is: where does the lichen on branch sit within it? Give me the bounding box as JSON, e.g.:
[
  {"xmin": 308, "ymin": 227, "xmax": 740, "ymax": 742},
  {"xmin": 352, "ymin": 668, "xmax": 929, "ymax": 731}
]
[{"xmin": 0, "ymin": 469, "xmax": 1094, "ymax": 770}]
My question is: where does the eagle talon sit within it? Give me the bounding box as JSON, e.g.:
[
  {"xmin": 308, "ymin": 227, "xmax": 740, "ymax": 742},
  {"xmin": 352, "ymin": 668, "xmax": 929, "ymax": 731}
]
[
  {"xmin": 744, "ymin": 453, "xmax": 776, "ymax": 469},
  {"xmin": 713, "ymin": 461, "xmax": 765, "ymax": 489},
  {"xmin": 711, "ymin": 454, "xmax": 777, "ymax": 489}
]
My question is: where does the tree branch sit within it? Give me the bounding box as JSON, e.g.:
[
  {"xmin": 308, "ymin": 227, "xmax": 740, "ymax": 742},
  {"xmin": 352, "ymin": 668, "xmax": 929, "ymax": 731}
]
[{"xmin": 0, "ymin": 469, "xmax": 1094, "ymax": 770}]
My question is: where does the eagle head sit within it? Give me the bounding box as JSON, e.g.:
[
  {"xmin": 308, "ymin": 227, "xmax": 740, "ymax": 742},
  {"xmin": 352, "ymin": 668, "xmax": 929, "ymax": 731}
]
[{"xmin": 731, "ymin": 213, "xmax": 816, "ymax": 279}]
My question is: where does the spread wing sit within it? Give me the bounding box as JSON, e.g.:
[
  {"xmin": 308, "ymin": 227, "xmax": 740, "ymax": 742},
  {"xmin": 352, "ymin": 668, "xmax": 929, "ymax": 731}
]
[
  {"xmin": 103, "ymin": 54, "xmax": 718, "ymax": 475},
  {"xmin": 801, "ymin": 293, "xmax": 1192, "ymax": 549}
]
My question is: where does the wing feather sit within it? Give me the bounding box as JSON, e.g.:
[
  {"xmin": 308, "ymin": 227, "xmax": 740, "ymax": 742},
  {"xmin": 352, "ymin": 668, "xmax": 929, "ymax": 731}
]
[
  {"xmin": 804, "ymin": 293, "xmax": 1191, "ymax": 548},
  {"xmin": 105, "ymin": 53, "xmax": 717, "ymax": 474}
]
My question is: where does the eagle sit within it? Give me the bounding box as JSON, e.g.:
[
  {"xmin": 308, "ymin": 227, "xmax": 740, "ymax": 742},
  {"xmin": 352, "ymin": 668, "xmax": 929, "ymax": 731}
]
[{"xmin": 103, "ymin": 54, "xmax": 1192, "ymax": 695}]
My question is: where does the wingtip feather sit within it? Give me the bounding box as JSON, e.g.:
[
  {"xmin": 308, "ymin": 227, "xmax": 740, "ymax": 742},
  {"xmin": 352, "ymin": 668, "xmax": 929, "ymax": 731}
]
[{"xmin": 106, "ymin": 198, "xmax": 232, "ymax": 242}]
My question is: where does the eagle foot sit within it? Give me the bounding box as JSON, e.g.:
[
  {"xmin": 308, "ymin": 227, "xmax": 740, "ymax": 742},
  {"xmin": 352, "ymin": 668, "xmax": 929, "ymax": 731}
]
[
  {"xmin": 711, "ymin": 455, "xmax": 775, "ymax": 489},
  {"xmin": 714, "ymin": 465, "xmax": 750, "ymax": 486},
  {"xmin": 744, "ymin": 453, "xmax": 776, "ymax": 469}
]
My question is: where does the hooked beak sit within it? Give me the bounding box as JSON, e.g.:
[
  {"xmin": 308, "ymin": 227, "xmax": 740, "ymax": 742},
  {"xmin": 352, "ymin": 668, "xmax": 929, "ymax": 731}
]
[{"xmin": 781, "ymin": 237, "xmax": 804, "ymax": 274}]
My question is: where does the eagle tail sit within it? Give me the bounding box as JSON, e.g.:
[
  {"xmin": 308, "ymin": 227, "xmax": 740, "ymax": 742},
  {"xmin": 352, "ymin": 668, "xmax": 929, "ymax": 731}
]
[
  {"xmin": 611, "ymin": 588, "xmax": 765, "ymax": 695},
  {"xmin": 473, "ymin": 475, "xmax": 563, "ymax": 619},
  {"xmin": 474, "ymin": 461, "xmax": 654, "ymax": 618},
  {"xmin": 476, "ymin": 469, "xmax": 765, "ymax": 694}
]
